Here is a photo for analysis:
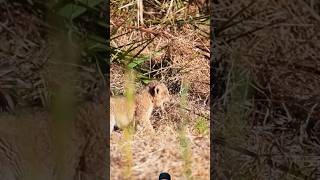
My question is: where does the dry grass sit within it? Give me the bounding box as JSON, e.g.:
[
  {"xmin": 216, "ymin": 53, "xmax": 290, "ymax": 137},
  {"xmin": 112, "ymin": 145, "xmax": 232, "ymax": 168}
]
[
  {"xmin": 111, "ymin": 122, "xmax": 210, "ymax": 179},
  {"xmin": 110, "ymin": 0, "xmax": 210, "ymax": 179},
  {"xmin": 213, "ymin": 0, "xmax": 320, "ymax": 179},
  {"xmin": 0, "ymin": 2, "xmax": 108, "ymax": 179},
  {"xmin": 0, "ymin": 3, "xmax": 49, "ymax": 111}
]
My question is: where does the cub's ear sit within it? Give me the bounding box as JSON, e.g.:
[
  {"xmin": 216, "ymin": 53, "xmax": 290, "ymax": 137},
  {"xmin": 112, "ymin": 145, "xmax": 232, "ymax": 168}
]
[
  {"xmin": 149, "ymin": 85, "xmax": 156, "ymax": 97},
  {"xmin": 155, "ymin": 86, "xmax": 160, "ymax": 95},
  {"xmin": 149, "ymin": 85, "xmax": 160, "ymax": 97},
  {"xmin": 148, "ymin": 81, "xmax": 159, "ymax": 97}
]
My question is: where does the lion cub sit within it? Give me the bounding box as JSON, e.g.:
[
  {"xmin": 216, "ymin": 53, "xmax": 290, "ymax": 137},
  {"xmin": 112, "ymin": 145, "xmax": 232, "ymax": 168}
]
[{"xmin": 110, "ymin": 82, "xmax": 170, "ymax": 133}]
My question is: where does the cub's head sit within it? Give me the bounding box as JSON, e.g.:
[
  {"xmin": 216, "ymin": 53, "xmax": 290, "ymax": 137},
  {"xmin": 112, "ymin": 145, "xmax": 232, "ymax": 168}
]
[{"xmin": 148, "ymin": 82, "xmax": 171, "ymax": 108}]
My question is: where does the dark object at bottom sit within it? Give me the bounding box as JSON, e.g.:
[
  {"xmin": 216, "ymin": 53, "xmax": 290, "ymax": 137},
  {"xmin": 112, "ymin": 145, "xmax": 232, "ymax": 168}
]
[{"xmin": 159, "ymin": 172, "xmax": 171, "ymax": 180}]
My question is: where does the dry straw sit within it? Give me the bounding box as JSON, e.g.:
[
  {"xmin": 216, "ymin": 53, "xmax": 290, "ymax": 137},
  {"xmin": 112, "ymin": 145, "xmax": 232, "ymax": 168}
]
[{"xmin": 110, "ymin": 0, "xmax": 210, "ymax": 179}]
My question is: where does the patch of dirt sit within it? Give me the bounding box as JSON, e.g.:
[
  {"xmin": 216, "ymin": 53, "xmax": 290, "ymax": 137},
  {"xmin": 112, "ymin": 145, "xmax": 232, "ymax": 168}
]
[{"xmin": 111, "ymin": 123, "xmax": 209, "ymax": 179}]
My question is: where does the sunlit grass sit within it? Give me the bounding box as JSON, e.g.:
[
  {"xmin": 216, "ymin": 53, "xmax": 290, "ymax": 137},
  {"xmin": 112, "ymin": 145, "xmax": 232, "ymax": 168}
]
[
  {"xmin": 119, "ymin": 68, "xmax": 136, "ymax": 180},
  {"xmin": 178, "ymin": 80, "xmax": 193, "ymax": 180},
  {"xmin": 110, "ymin": 0, "xmax": 210, "ymax": 179},
  {"xmin": 195, "ymin": 117, "xmax": 209, "ymax": 136},
  {"xmin": 121, "ymin": 126, "xmax": 135, "ymax": 180}
]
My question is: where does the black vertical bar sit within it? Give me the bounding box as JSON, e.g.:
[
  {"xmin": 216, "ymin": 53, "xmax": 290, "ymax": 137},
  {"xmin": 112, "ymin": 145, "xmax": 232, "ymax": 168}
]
[
  {"xmin": 210, "ymin": 0, "xmax": 218, "ymax": 179},
  {"xmin": 105, "ymin": 0, "xmax": 111, "ymax": 179}
]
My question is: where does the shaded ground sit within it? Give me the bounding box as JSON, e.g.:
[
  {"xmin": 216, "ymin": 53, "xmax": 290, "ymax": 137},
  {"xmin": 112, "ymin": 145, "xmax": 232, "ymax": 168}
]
[
  {"xmin": 0, "ymin": 2, "xmax": 108, "ymax": 180},
  {"xmin": 212, "ymin": 0, "xmax": 320, "ymax": 179}
]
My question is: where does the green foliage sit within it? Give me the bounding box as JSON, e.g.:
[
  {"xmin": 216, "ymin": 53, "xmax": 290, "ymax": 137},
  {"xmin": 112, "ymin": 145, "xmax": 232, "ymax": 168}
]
[
  {"xmin": 57, "ymin": 0, "xmax": 104, "ymax": 20},
  {"xmin": 127, "ymin": 57, "xmax": 149, "ymax": 69},
  {"xmin": 43, "ymin": 0, "xmax": 108, "ymax": 70},
  {"xmin": 195, "ymin": 117, "xmax": 208, "ymax": 135},
  {"xmin": 177, "ymin": 80, "xmax": 193, "ymax": 179}
]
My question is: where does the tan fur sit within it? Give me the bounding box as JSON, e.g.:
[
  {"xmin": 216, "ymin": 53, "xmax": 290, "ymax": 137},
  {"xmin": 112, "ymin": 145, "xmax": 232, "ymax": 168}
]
[{"xmin": 110, "ymin": 82, "xmax": 170, "ymax": 133}]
